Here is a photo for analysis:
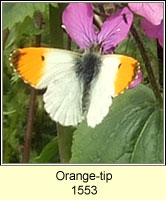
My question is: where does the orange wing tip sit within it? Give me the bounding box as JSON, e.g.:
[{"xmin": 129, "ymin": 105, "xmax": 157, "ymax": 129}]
[
  {"xmin": 9, "ymin": 51, "xmax": 16, "ymax": 65},
  {"xmin": 10, "ymin": 49, "xmax": 21, "ymax": 68},
  {"xmin": 114, "ymin": 57, "xmax": 140, "ymax": 96},
  {"xmin": 9, "ymin": 50, "xmax": 19, "ymax": 71},
  {"xmin": 130, "ymin": 80, "xmax": 134, "ymax": 85},
  {"xmin": 134, "ymin": 74, "xmax": 138, "ymax": 80},
  {"xmin": 10, "ymin": 48, "xmax": 48, "ymax": 87}
]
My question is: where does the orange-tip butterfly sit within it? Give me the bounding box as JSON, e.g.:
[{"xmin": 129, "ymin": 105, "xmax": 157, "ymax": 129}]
[{"xmin": 10, "ymin": 47, "xmax": 140, "ymax": 127}]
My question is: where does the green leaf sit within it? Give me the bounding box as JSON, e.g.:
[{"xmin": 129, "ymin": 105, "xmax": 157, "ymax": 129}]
[
  {"xmin": 70, "ymin": 85, "xmax": 163, "ymax": 164},
  {"xmin": 16, "ymin": 16, "xmax": 42, "ymax": 37},
  {"xmin": 50, "ymin": 3, "xmax": 59, "ymax": 8},
  {"xmin": 56, "ymin": 125, "xmax": 76, "ymax": 163},
  {"xmin": 35, "ymin": 137, "xmax": 59, "ymax": 163},
  {"xmin": 2, "ymin": 2, "xmax": 57, "ymax": 30},
  {"xmin": 3, "ymin": 110, "xmax": 16, "ymax": 115}
]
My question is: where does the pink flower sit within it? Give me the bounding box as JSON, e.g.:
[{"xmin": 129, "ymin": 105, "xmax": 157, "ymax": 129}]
[
  {"xmin": 141, "ymin": 19, "xmax": 163, "ymax": 48},
  {"xmin": 62, "ymin": 3, "xmax": 142, "ymax": 88},
  {"xmin": 62, "ymin": 3, "xmax": 133, "ymax": 54},
  {"xmin": 129, "ymin": 71, "xmax": 143, "ymax": 89},
  {"xmin": 129, "ymin": 3, "xmax": 163, "ymax": 47},
  {"xmin": 128, "ymin": 3, "xmax": 163, "ymax": 25}
]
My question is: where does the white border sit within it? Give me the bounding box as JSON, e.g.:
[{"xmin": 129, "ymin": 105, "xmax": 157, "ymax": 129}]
[{"xmin": 1, "ymin": 1, "xmax": 165, "ymax": 166}]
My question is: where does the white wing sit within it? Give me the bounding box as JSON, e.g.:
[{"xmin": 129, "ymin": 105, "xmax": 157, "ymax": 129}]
[
  {"xmin": 10, "ymin": 47, "xmax": 81, "ymax": 89},
  {"xmin": 43, "ymin": 69, "xmax": 84, "ymax": 126},
  {"xmin": 87, "ymin": 55, "xmax": 120, "ymax": 127},
  {"xmin": 37, "ymin": 49, "xmax": 81, "ymax": 89},
  {"xmin": 11, "ymin": 47, "xmax": 84, "ymax": 126}
]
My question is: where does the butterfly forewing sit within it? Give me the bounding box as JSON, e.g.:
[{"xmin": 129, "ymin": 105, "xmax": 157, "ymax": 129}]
[{"xmin": 10, "ymin": 47, "xmax": 81, "ymax": 89}]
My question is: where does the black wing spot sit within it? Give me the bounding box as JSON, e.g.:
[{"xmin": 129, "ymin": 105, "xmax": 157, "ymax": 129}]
[
  {"xmin": 41, "ymin": 56, "xmax": 45, "ymax": 61},
  {"xmin": 118, "ymin": 63, "xmax": 122, "ymax": 68}
]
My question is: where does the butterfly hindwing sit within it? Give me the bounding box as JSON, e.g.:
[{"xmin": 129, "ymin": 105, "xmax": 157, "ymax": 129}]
[{"xmin": 43, "ymin": 71, "xmax": 84, "ymax": 126}]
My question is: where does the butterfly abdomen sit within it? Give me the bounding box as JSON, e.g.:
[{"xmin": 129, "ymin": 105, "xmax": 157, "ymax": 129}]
[{"xmin": 75, "ymin": 52, "xmax": 102, "ymax": 114}]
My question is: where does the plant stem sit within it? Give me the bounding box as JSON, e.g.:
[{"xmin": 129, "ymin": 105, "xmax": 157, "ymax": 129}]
[
  {"xmin": 98, "ymin": 5, "xmax": 107, "ymax": 21},
  {"xmin": 56, "ymin": 125, "xmax": 74, "ymax": 163},
  {"xmin": 57, "ymin": 36, "xmax": 74, "ymax": 163},
  {"xmin": 22, "ymin": 88, "xmax": 37, "ymax": 162},
  {"xmin": 67, "ymin": 36, "xmax": 71, "ymax": 50},
  {"xmin": 49, "ymin": 4, "xmax": 63, "ymax": 48},
  {"xmin": 49, "ymin": 4, "xmax": 73, "ymax": 163},
  {"xmin": 157, "ymin": 40, "xmax": 163, "ymax": 89},
  {"xmin": 22, "ymin": 12, "xmax": 43, "ymax": 163},
  {"xmin": 131, "ymin": 25, "xmax": 163, "ymax": 105}
]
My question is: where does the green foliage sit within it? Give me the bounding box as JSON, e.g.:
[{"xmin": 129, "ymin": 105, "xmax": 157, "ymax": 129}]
[
  {"xmin": 3, "ymin": 3, "xmax": 163, "ymax": 164},
  {"xmin": 70, "ymin": 85, "xmax": 163, "ymax": 163},
  {"xmin": 3, "ymin": 2, "xmax": 61, "ymax": 163},
  {"xmin": 35, "ymin": 137, "xmax": 59, "ymax": 163},
  {"xmin": 3, "ymin": 82, "xmax": 28, "ymax": 163},
  {"xmin": 3, "ymin": 2, "xmax": 58, "ymax": 30}
]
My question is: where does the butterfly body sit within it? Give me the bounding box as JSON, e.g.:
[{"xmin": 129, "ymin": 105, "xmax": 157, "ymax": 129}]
[
  {"xmin": 10, "ymin": 47, "xmax": 140, "ymax": 127},
  {"xmin": 75, "ymin": 52, "xmax": 101, "ymax": 114}
]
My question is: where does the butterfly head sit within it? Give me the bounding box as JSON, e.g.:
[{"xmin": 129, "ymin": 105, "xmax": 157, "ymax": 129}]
[{"xmin": 87, "ymin": 43, "xmax": 103, "ymax": 54}]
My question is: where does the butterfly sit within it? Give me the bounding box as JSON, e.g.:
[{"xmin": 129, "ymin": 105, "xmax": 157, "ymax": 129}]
[{"xmin": 10, "ymin": 47, "xmax": 140, "ymax": 128}]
